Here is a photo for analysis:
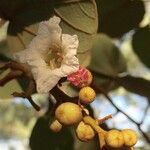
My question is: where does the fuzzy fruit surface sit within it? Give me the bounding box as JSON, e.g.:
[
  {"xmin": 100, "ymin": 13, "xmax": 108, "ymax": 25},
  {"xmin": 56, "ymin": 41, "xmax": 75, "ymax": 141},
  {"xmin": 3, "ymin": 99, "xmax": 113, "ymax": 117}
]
[
  {"xmin": 76, "ymin": 121, "xmax": 95, "ymax": 142},
  {"xmin": 79, "ymin": 86, "xmax": 96, "ymax": 104},
  {"xmin": 55, "ymin": 102, "xmax": 83, "ymax": 125},
  {"xmin": 105, "ymin": 130, "xmax": 124, "ymax": 148},
  {"xmin": 121, "ymin": 129, "xmax": 137, "ymax": 147}
]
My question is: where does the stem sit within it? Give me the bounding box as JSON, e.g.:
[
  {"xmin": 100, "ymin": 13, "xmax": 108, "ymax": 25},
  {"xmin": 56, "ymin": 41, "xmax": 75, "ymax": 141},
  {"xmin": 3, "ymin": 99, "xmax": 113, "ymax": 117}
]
[
  {"xmin": 12, "ymin": 92, "xmax": 40, "ymax": 111},
  {"xmin": 83, "ymin": 116, "xmax": 108, "ymax": 150},
  {"xmin": 97, "ymin": 114, "xmax": 113, "ymax": 124},
  {"xmin": 98, "ymin": 132, "xmax": 107, "ymax": 150},
  {"xmin": 0, "ymin": 70, "xmax": 23, "ymax": 86},
  {"xmin": 83, "ymin": 116, "xmax": 106, "ymax": 134}
]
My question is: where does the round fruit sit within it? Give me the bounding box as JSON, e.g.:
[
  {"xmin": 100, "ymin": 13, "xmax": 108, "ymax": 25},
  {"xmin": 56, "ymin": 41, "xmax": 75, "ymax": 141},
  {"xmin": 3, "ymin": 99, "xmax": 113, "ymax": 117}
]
[
  {"xmin": 55, "ymin": 102, "xmax": 83, "ymax": 125},
  {"xmin": 105, "ymin": 130, "xmax": 124, "ymax": 148},
  {"xmin": 79, "ymin": 86, "xmax": 96, "ymax": 104},
  {"xmin": 121, "ymin": 129, "xmax": 137, "ymax": 147},
  {"xmin": 49, "ymin": 119, "xmax": 62, "ymax": 132},
  {"xmin": 76, "ymin": 121, "xmax": 95, "ymax": 142}
]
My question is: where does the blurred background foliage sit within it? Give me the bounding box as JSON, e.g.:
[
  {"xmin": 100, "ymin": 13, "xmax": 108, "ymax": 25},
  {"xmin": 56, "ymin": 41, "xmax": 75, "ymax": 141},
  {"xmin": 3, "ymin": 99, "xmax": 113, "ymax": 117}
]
[{"xmin": 0, "ymin": 0, "xmax": 150, "ymax": 149}]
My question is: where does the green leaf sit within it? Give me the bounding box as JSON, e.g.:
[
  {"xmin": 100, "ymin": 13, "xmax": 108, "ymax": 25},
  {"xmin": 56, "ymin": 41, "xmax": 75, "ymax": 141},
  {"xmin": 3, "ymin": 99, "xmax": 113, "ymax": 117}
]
[
  {"xmin": 132, "ymin": 25, "xmax": 150, "ymax": 68},
  {"xmin": 90, "ymin": 34, "xmax": 126, "ymax": 75},
  {"xmin": 89, "ymin": 34, "xmax": 127, "ymax": 91},
  {"xmin": 96, "ymin": 0, "xmax": 145, "ymax": 37},
  {"xmin": 77, "ymin": 50, "xmax": 91, "ymax": 67},
  {"xmin": 55, "ymin": 0, "xmax": 98, "ymax": 52}
]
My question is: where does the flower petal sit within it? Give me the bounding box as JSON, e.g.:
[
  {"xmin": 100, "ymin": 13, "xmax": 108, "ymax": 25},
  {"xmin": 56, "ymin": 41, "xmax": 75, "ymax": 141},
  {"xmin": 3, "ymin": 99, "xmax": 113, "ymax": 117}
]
[
  {"xmin": 62, "ymin": 34, "xmax": 78, "ymax": 56},
  {"xmin": 28, "ymin": 16, "xmax": 62, "ymax": 56},
  {"xmin": 60, "ymin": 34, "xmax": 79, "ymax": 76},
  {"xmin": 14, "ymin": 16, "xmax": 62, "ymax": 64},
  {"xmin": 13, "ymin": 16, "xmax": 63, "ymax": 93},
  {"xmin": 14, "ymin": 49, "xmax": 46, "ymax": 67},
  {"xmin": 35, "ymin": 67, "xmax": 61, "ymax": 93}
]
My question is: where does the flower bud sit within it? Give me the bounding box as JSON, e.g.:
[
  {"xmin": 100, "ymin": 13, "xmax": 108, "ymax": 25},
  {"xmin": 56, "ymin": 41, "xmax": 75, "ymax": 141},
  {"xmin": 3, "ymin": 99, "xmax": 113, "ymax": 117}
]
[
  {"xmin": 55, "ymin": 102, "xmax": 83, "ymax": 125},
  {"xmin": 79, "ymin": 86, "xmax": 96, "ymax": 104},
  {"xmin": 67, "ymin": 67, "xmax": 93, "ymax": 88},
  {"xmin": 105, "ymin": 130, "xmax": 124, "ymax": 148},
  {"xmin": 76, "ymin": 121, "xmax": 95, "ymax": 142},
  {"xmin": 50, "ymin": 119, "xmax": 62, "ymax": 132},
  {"xmin": 121, "ymin": 129, "xmax": 137, "ymax": 147}
]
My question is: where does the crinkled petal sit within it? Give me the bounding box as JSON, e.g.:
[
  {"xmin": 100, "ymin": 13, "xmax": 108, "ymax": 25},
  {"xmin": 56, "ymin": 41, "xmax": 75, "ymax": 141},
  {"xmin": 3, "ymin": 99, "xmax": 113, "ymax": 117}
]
[
  {"xmin": 59, "ymin": 34, "xmax": 79, "ymax": 76},
  {"xmin": 14, "ymin": 16, "xmax": 62, "ymax": 64},
  {"xmin": 35, "ymin": 67, "xmax": 61, "ymax": 93},
  {"xmin": 28, "ymin": 16, "xmax": 62, "ymax": 56},
  {"xmin": 62, "ymin": 34, "xmax": 78, "ymax": 55},
  {"xmin": 14, "ymin": 49, "xmax": 46, "ymax": 68},
  {"xmin": 60, "ymin": 56, "xmax": 79, "ymax": 76}
]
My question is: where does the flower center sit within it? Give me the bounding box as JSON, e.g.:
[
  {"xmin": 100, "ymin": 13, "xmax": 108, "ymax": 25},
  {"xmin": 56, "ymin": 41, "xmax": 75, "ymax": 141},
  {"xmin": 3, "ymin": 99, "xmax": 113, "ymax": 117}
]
[{"xmin": 45, "ymin": 44, "xmax": 63, "ymax": 70}]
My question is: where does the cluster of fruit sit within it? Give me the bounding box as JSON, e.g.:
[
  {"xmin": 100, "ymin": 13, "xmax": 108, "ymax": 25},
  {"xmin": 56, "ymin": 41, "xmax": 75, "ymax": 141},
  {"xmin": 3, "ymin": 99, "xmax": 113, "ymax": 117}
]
[
  {"xmin": 105, "ymin": 129, "xmax": 137, "ymax": 149},
  {"xmin": 49, "ymin": 67, "xmax": 137, "ymax": 149}
]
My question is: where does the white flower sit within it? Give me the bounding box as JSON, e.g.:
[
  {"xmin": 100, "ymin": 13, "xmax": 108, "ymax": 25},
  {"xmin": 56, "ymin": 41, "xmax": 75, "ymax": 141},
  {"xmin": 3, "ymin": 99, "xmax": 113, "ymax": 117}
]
[{"xmin": 13, "ymin": 16, "xmax": 79, "ymax": 94}]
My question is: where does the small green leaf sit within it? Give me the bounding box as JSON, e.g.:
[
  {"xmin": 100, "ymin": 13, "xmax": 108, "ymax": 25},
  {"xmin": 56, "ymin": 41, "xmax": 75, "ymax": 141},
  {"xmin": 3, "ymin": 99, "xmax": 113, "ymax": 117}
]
[
  {"xmin": 90, "ymin": 34, "xmax": 126, "ymax": 75},
  {"xmin": 89, "ymin": 34, "xmax": 127, "ymax": 91},
  {"xmin": 77, "ymin": 50, "xmax": 91, "ymax": 67},
  {"xmin": 52, "ymin": 0, "xmax": 98, "ymax": 53},
  {"xmin": 132, "ymin": 25, "xmax": 150, "ymax": 68}
]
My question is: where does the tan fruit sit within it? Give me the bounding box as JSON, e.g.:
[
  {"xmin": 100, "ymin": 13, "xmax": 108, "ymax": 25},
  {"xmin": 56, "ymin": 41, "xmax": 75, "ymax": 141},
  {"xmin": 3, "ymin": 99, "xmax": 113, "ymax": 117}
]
[
  {"xmin": 121, "ymin": 129, "xmax": 137, "ymax": 147},
  {"xmin": 76, "ymin": 121, "xmax": 95, "ymax": 142},
  {"xmin": 50, "ymin": 119, "xmax": 62, "ymax": 132},
  {"xmin": 55, "ymin": 102, "xmax": 83, "ymax": 125},
  {"xmin": 105, "ymin": 130, "xmax": 124, "ymax": 148},
  {"xmin": 79, "ymin": 86, "xmax": 96, "ymax": 104}
]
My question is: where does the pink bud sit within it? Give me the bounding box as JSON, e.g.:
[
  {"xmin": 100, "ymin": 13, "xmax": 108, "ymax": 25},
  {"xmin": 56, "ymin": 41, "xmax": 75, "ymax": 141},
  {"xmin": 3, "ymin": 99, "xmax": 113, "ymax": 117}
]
[{"xmin": 67, "ymin": 67, "xmax": 92, "ymax": 88}]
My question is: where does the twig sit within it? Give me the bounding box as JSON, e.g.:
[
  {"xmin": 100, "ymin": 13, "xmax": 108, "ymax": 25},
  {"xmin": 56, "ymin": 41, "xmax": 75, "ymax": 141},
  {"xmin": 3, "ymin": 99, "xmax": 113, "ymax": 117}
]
[
  {"xmin": 138, "ymin": 126, "xmax": 150, "ymax": 143},
  {"xmin": 0, "ymin": 70, "xmax": 23, "ymax": 86},
  {"xmin": 97, "ymin": 114, "xmax": 113, "ymax": 124},
  {"xmin": 0, "ymin": 61, "xmax": 40, "ymax": 111},
  {"xmin": 140, "ymin": 101, "xmax": 149, "ymax": 124},
  {"xmin": 0, "ymin": 61, "xmax": 31, "ymax": 77},
  {"xmin": 12, "ymin": 92, "xmax": 40, "ymax": 111}
]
